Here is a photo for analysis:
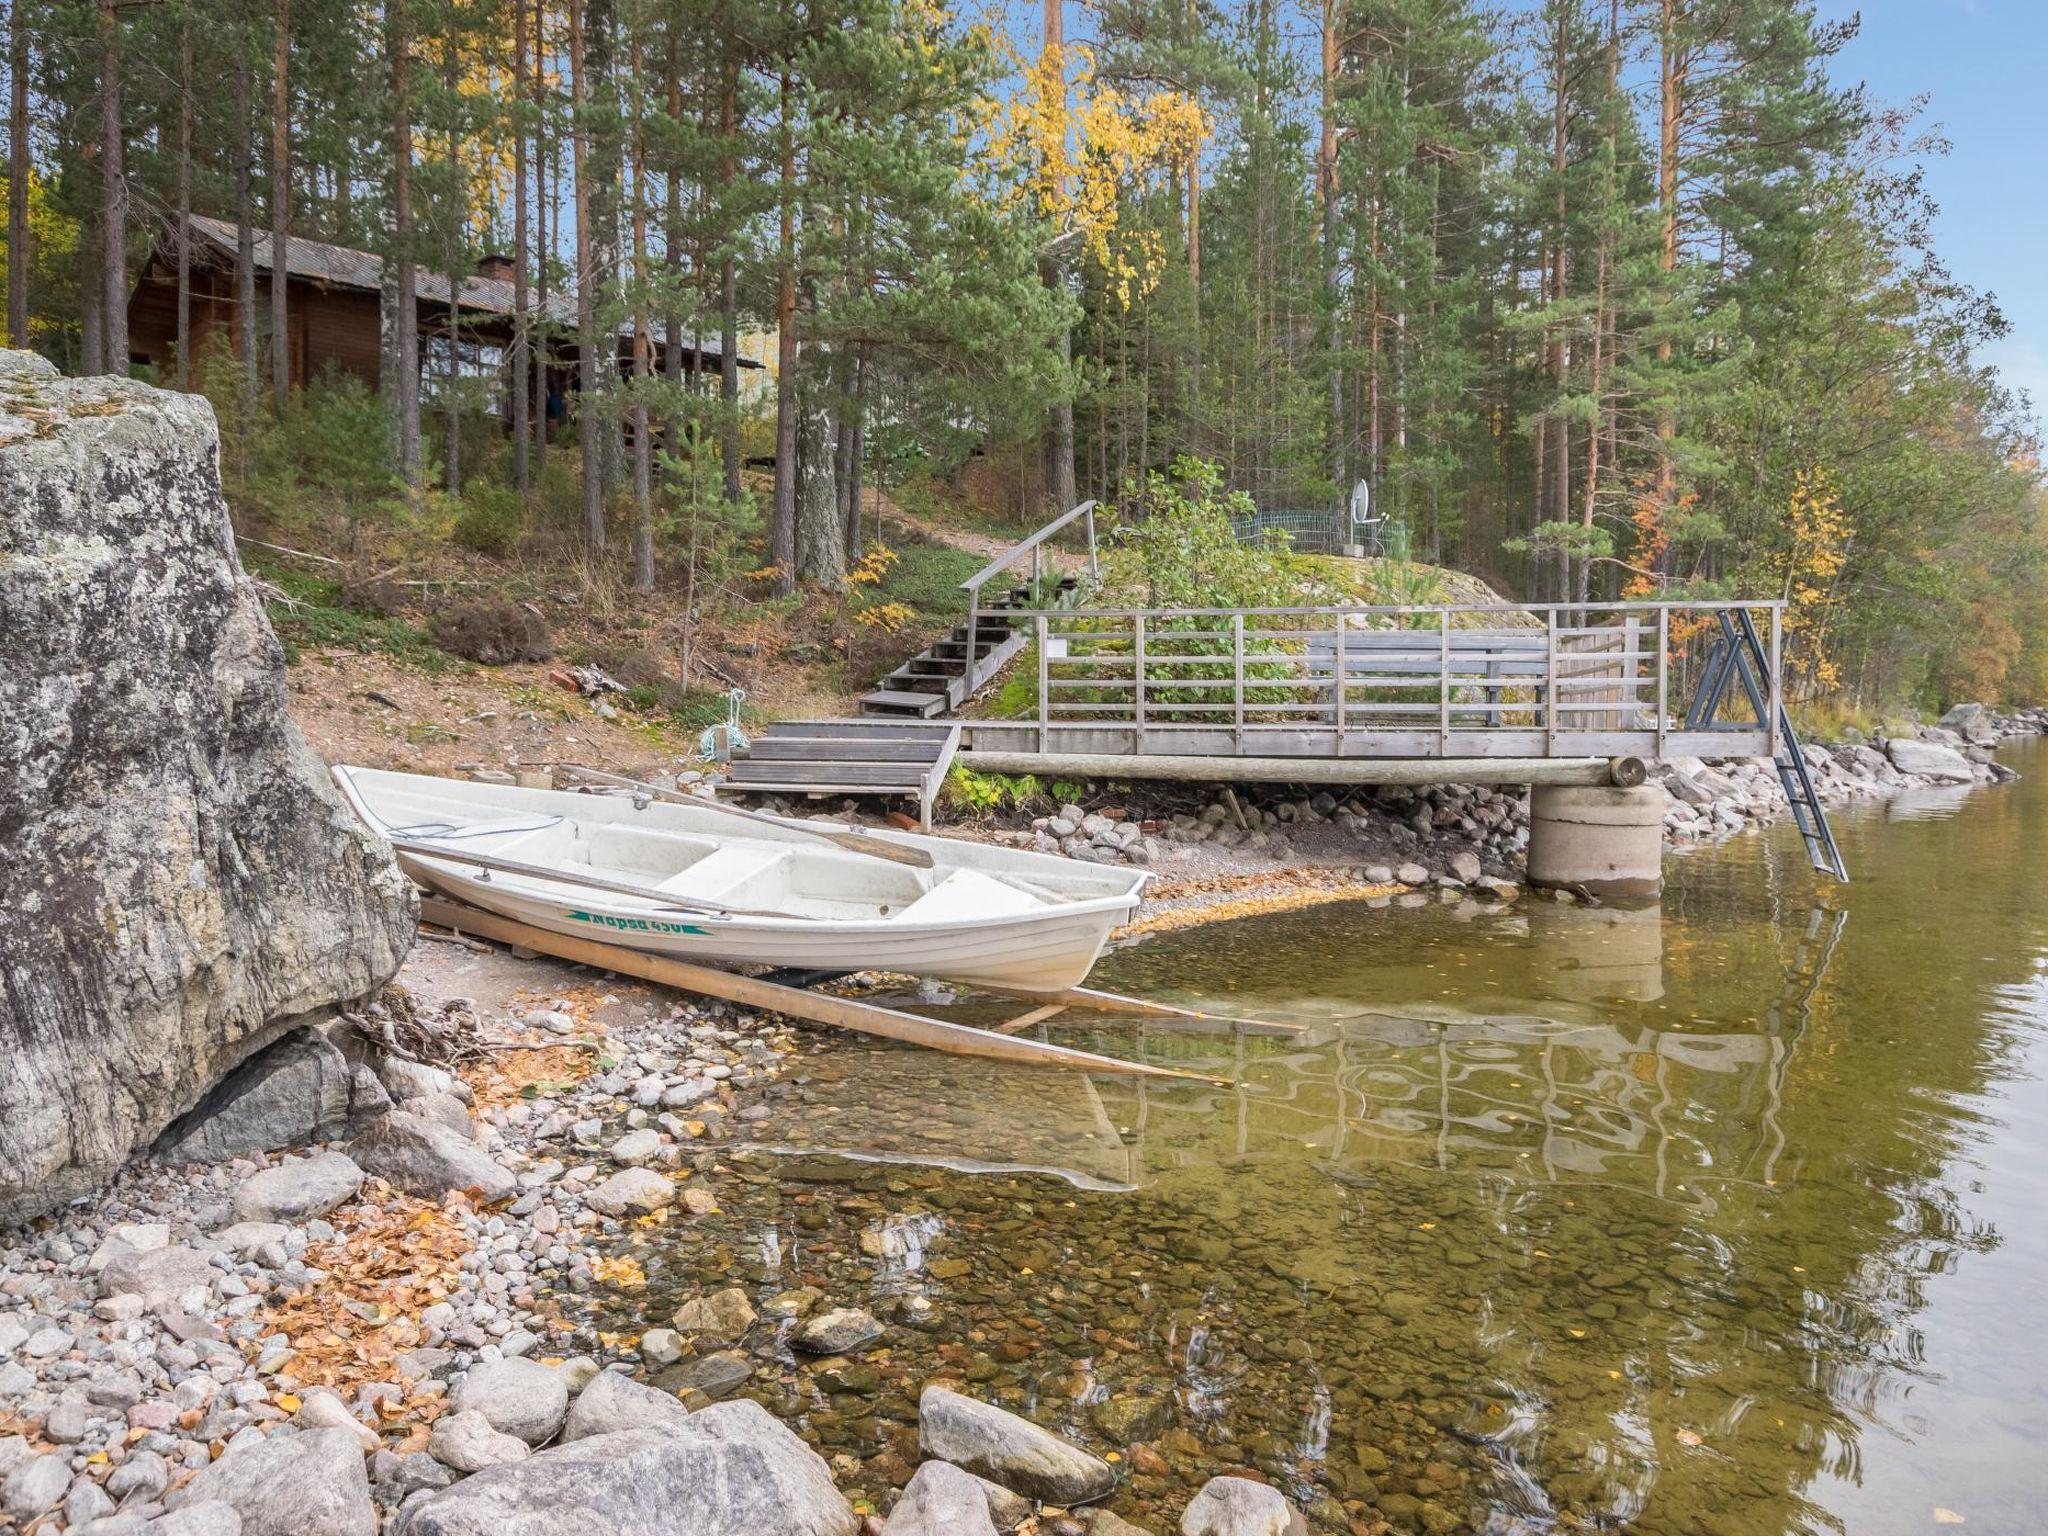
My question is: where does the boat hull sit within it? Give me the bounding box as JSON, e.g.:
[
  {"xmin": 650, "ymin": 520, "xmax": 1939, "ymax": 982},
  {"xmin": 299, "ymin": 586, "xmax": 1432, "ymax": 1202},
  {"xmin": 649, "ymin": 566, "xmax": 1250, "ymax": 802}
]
[
  {"xmin": 336, "ymin": 767, "xmax": 1144, "ymax": 993},
  {"xmin": 398, "ymin": 852, "xmax": 1127, "ymax": 991}
]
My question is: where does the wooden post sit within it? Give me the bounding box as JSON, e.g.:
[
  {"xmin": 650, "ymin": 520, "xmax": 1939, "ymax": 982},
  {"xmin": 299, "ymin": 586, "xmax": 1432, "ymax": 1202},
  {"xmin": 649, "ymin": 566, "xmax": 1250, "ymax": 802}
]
[
  {"xmin": 1544, "ymin": 609, "xmax": 1558, "ymax": 756},
  {"xmin": 1085, "ymin": 503, "xmax": 1099, "ymax": 585},
  {"xmin": 1232, "ymin": 613, "xmax": 1245, "ymax": 753},
  {"xmin": 1133, "ymin": 612, "xmax": 1148, "ymax": 754},
  {"xmin": 1656, "ymin": 607, "xmax": 1671, "ymax": 760},
  {"xmin": 1332, "ymin": 612, "xmax": 1347, "ymax": 753},
  {"xmin": 1036, "ymin": 613, "xmax": 1049, "ymax": 754},
  {"xmin": 1767, "ymin": 604, "xmax": 1782, "ymax": 755},
  {"xmin": 965, "ymin": 587, "xmax": 982, "ymax": 696},
  {"xmin": 1438, "ymin": 608, "xmax": 1451, "ymax": 756}
]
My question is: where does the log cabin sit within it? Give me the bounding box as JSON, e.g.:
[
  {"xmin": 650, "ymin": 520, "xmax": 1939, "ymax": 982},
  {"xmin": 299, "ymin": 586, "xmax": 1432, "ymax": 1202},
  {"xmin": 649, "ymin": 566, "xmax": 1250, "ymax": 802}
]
[{"xmin": 126, "ymin": 214, "xmax": 757, "ymax": 420}]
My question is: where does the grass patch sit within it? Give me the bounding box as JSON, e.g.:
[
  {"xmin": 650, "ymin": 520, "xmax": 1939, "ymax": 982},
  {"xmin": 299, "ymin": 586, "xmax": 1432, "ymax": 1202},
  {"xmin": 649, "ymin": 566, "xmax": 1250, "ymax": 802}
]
[
  {"xmin": 869, "ymin": 533, "xmax": 986, "ymax": 624},
  {"xmin": 253, "ymin": 560, "xmax": 458, "ymax": 672}
]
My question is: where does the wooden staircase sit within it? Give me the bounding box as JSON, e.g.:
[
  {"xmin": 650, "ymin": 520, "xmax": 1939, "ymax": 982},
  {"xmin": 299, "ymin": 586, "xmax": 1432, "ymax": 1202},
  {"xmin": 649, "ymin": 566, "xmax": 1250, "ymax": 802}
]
[
  {"xmin": 717, "ymin": 719, "xmax": 961, "ymax": 828},
  {"xmin": 859, "ymin": 575, "xmax": 1078, "ymax": 718}
]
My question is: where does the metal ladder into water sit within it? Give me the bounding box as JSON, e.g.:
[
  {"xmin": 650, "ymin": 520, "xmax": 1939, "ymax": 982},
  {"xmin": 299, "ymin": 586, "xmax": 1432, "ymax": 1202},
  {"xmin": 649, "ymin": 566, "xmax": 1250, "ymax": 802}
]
[{"xmin": 1685, "ymin": 609, "xmax": 1849, "ymax": 883}]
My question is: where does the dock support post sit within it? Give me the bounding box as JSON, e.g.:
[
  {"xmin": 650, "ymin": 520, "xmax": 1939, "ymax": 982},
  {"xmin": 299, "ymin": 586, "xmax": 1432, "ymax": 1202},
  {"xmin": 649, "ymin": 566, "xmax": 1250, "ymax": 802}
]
[{"xmin": 1526, "ymin": 784, "xmax": 1664, "ymax": 901}]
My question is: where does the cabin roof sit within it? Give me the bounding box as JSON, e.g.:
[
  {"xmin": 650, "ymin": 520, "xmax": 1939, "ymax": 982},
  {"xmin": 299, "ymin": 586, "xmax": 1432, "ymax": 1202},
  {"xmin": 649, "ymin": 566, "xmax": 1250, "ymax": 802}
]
[{"xmin": 182, "ymin": 215, "xmax": 583, "ymax": 326}]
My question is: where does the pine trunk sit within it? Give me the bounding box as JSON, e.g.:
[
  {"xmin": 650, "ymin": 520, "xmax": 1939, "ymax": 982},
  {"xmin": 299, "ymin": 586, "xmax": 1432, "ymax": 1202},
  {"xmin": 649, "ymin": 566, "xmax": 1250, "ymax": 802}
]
[
  {"xmin": 174, "ymin": 25, "xmax": 191, "ymax": 388},
  {"xmin": 769, "ymin": 72, "xmax": 798, "ymax": 591},
  {"xmin": 442, "ymin": 35, "xmax": 461, "ymax": 497},
  {"xmin": 1038, "ymin": 0, "xmax": 1076, "ymax": 513},
  {"xmin": 234, "ymin": 66, "xmax": 258, "ymax": 428},
  {"xmin": 389, "ymin": 1, "xmax": 421, "ymax": 488},
  {"xmin": 97, "ymin": 0, "xmax": 126, "ymax": 372},
  {"xmin": 1548, "ymin": 2, "xmax": 1570, "ymax": 601},
  {"xmin": 795, "ymin": 351, "xmax": 844, "ymax": 586},
  {"xmin": 510, "ymin": 0, "xmax": 530, "ymax": 491},
  {"xmin": 629, "ymin": 30, "xmax": 653, "ymax": 592},
  {"xmin": 269, "ymin": 0, "xmax": 291, "ymax": 405},
  {"xmin": 569, "ymin": 0, "xmax": 605, "ymax": 555},
  {"xmin": 7, "ymin": 0, "xmax": 30, "ymax": 349},
  {"xmin": 717, "ymin": 51, "xmax": 742, "ymax": 506},
  {"xmin": 1655, "ymin": 0, "xmax": 1681, "ymax": 538}
]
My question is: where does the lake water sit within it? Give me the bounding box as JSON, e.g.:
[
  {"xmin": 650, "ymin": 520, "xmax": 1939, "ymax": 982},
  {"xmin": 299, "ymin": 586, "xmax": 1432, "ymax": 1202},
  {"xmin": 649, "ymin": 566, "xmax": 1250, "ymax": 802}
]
[{"xmin": 619, "ymin": 740, "xmax": 2048, "ymax": 1535}]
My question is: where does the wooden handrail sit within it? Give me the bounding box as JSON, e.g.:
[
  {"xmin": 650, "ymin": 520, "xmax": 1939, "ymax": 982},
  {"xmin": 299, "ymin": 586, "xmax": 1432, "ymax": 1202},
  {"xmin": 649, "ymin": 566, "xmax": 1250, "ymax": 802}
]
[
  {"xmin": 959, "ymin": 500, "xmax": 1101, "ymax": 699},
  {"xmin": 1000, "ymin": 597, "xmax": 1786, "ymax": 621},
  {"xmin": 959, "ymin": 499, "xmax": 1100, "ymax": 595}
]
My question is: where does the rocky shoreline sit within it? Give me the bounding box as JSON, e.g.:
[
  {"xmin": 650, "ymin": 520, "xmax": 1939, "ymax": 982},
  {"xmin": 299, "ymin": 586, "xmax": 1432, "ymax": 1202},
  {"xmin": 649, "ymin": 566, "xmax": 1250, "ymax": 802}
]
[
  {"xmin": 880, "ymin": 704, "xmax": 2047, "ymax": 911},
  {"xmin": 0, "ymin": 955, "xmax": 1309, "ymax": 1536}
]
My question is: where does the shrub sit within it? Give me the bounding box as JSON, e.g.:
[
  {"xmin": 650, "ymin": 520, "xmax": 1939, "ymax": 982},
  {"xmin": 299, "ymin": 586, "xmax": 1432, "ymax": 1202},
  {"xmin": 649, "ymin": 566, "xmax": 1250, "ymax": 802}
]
[
  {"xmin": 452, "ymin": 483, "xmax": 526, "ymax": 557},
  {"xmin": 339, "ymin": 576, "xmax": 409, "ymax": 618},
  {"xmin": 431, "ymin": 598, "xmax": 553, "ymax": 665}
]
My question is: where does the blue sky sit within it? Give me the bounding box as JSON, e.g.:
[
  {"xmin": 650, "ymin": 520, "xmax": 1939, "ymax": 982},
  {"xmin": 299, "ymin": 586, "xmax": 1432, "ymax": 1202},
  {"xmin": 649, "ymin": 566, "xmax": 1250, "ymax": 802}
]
[{"xmin": 1815, "ymin": 0, "xmax": 2048, "ymax": 433}]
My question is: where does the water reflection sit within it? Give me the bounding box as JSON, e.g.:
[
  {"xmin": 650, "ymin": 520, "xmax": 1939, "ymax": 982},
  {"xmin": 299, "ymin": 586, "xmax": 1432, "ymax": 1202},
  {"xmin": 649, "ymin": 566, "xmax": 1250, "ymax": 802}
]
[{"xmin": 619, "ymin": 743, "xmax": 2048, "ymax": 1536}]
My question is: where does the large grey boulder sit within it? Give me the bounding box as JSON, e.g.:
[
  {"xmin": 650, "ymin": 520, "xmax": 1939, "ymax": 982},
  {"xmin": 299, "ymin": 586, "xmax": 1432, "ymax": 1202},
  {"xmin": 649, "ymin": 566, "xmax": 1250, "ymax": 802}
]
[
  {"xmin": 232, "ymin": 1153, "xmax": 364, "ymax": 1222},
  {"xmin": 918, "ymin": 1385, "xmax": 1116, "ymax": 1504},
  {"xmin": 0, "ymin": 353, "xmax": 414, "ymax": 1223},
  {"xmin": 452, "ymin": 1358, "xmax": 569, "ymax": 1445},
  {"xmin": 1939, "ymin": 702, "xmax": 1999, "ymax": 743},
  {"xmin": 392, "ymin": 1402, "xmax": 858, "ymax": 1536},
  {"xmin": 427, "ymin": 1410, "xmax": 531, "ymax": 1473},
  {"xmin": 349, "ymin": 1111, "xmax": 515, "ymax": 1202},
  {"xmin": 157, "ymin": 1028, "xmax": 389, "ymax": 1163},
  {"xmin": 97, "ymin": 1242, "xmax": 219, "ymax": 1310},
  {"xmin": 1885, "ymin": 738, "xmax": 1975, "ymax": 783},
  {"xmin": 1179, "ymin": 1477, "xmax": 1307, "ymax": 1536},
  {"xmin": 165, "ymin": 1426, "xmax": 376, "ymax": 1536},
  {"xmin": 561, "ymin": 1369, "xmax": 693, "ymax": 1441},
  {"xmin": 882, "ymin": 1460, "xmax": 997, "ymax": 1536}
]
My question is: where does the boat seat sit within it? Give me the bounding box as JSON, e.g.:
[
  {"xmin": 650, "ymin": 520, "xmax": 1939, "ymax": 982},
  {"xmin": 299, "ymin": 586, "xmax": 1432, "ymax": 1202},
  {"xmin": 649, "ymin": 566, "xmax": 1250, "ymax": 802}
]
[
  {"xmin": 891, "ymin": 869, "xmax": 1041, "ymax": 925},
  {"xmin": 655, "ymin": 844, "xmax": 790, "ymax": 900}
]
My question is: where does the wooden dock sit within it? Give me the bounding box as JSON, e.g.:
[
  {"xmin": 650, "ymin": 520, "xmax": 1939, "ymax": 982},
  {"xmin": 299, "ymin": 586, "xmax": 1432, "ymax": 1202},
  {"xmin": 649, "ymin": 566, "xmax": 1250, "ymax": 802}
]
[{"xmin": 961, "ymin": 599, "xmax": 1784, "ymax": 769}]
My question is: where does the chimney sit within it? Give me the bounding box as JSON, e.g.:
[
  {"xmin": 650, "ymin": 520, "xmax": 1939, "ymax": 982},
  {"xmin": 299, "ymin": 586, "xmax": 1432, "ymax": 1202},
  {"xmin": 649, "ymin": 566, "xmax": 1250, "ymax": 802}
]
[{"xmin": 475, "ymin": 253, "xmax": 516, "ymax": 283}]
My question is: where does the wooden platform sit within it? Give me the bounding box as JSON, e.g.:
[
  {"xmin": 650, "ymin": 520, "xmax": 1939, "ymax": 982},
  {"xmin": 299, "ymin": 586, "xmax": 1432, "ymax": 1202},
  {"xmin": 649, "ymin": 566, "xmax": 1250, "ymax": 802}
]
[
  {"xmin": 964, "ymin": 599, "xmax": 1784, "ymax": 765},
  {"xmin": 716, "ymin": 719, "xmax": 961, "ymax": 828}
]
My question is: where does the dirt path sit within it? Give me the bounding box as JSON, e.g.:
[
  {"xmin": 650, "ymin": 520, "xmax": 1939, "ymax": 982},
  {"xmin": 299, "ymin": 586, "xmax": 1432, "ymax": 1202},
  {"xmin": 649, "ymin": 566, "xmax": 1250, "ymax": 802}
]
[{"xmin": 863, "ymin": 485, "xmax": 1089, "ymax": 574}]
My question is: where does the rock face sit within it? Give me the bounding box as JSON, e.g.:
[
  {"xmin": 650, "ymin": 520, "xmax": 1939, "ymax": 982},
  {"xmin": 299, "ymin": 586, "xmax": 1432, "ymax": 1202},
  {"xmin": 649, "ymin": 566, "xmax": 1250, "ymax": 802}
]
[
  {"xmin": 349, "ymin": 1111, "xmax": 515, "ymax": 1201},
  {"xmin": 1884, "ymin": 737, "xmax": 1974, "ymax": 783},
  {"xmin": 452, "ymin": 1358, "xmax": 570, "ymax": 1445},
  {"xmin": 792, "ymin": 1306, "xmax": 883, "ymax": 1355},
  {"xmin": 1179, "ymin": 1477, "xmax": 1307, "ymax": 1536},
  {"xmin": 562, "ymin": 1369, "xmax": 694, "ymax": 1441},
  {"xmin": 918, "ymin": 1385, "xmax": 1117, "ymax": 1504},
  {"xmin": 393, "ymin": 1403, "xmax": 858, "ymax": 1536},
  {"xmin": 232, "ymin": 1153, "xmax": 365, "ymax": 1223},
  {"xmin": 165, "ymin": 1426, "xmax": 378, "ymax": 1536},
  {"xmin": 157, "ymin": 1027, "xmax": 389, "ymax": 1163},
  {"xmin": 0, "ymin": 352, "xmax": 414, "ymax": 1224},
  {"xmin": 881, "ymin": 1460, "xmax": 998, "ymax": 1536}
]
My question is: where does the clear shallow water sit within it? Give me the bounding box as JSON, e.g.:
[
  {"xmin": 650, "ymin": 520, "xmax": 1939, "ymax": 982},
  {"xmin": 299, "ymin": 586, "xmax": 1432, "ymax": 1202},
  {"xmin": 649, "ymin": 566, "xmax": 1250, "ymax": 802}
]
[{"xmin": 619, "ymin": 742, "xmax": 2048, "ymax": 1535}]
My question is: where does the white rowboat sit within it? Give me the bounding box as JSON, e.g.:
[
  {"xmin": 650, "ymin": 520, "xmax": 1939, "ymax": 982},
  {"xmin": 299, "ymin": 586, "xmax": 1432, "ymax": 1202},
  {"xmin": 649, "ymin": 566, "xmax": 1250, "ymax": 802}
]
[{"xmin": 334, "ymin": 766, "xmax": 1148, "ymax": 993}]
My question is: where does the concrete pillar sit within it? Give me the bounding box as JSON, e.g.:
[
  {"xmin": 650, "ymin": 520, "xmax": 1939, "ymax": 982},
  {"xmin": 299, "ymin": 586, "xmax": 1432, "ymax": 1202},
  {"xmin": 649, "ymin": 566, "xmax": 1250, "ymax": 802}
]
[{"xmin": 1526, "ymin": 784, "xmax": 1663, "ymax": 902}]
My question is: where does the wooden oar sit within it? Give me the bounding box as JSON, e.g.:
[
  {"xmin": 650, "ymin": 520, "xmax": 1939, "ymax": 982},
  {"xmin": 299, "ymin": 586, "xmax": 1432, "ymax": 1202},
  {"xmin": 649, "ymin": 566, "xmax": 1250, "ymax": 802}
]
[
  {"xmin": 417, "ymin": 895, "xmax": 1224, "ymax": 1085},
  {"xmin": 383, "ymin": 835, "xmax": 789, "ymax": 922},
  {"xmin": 552, "ymin": 764, "xmax": 934, "ymax": 870}
]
